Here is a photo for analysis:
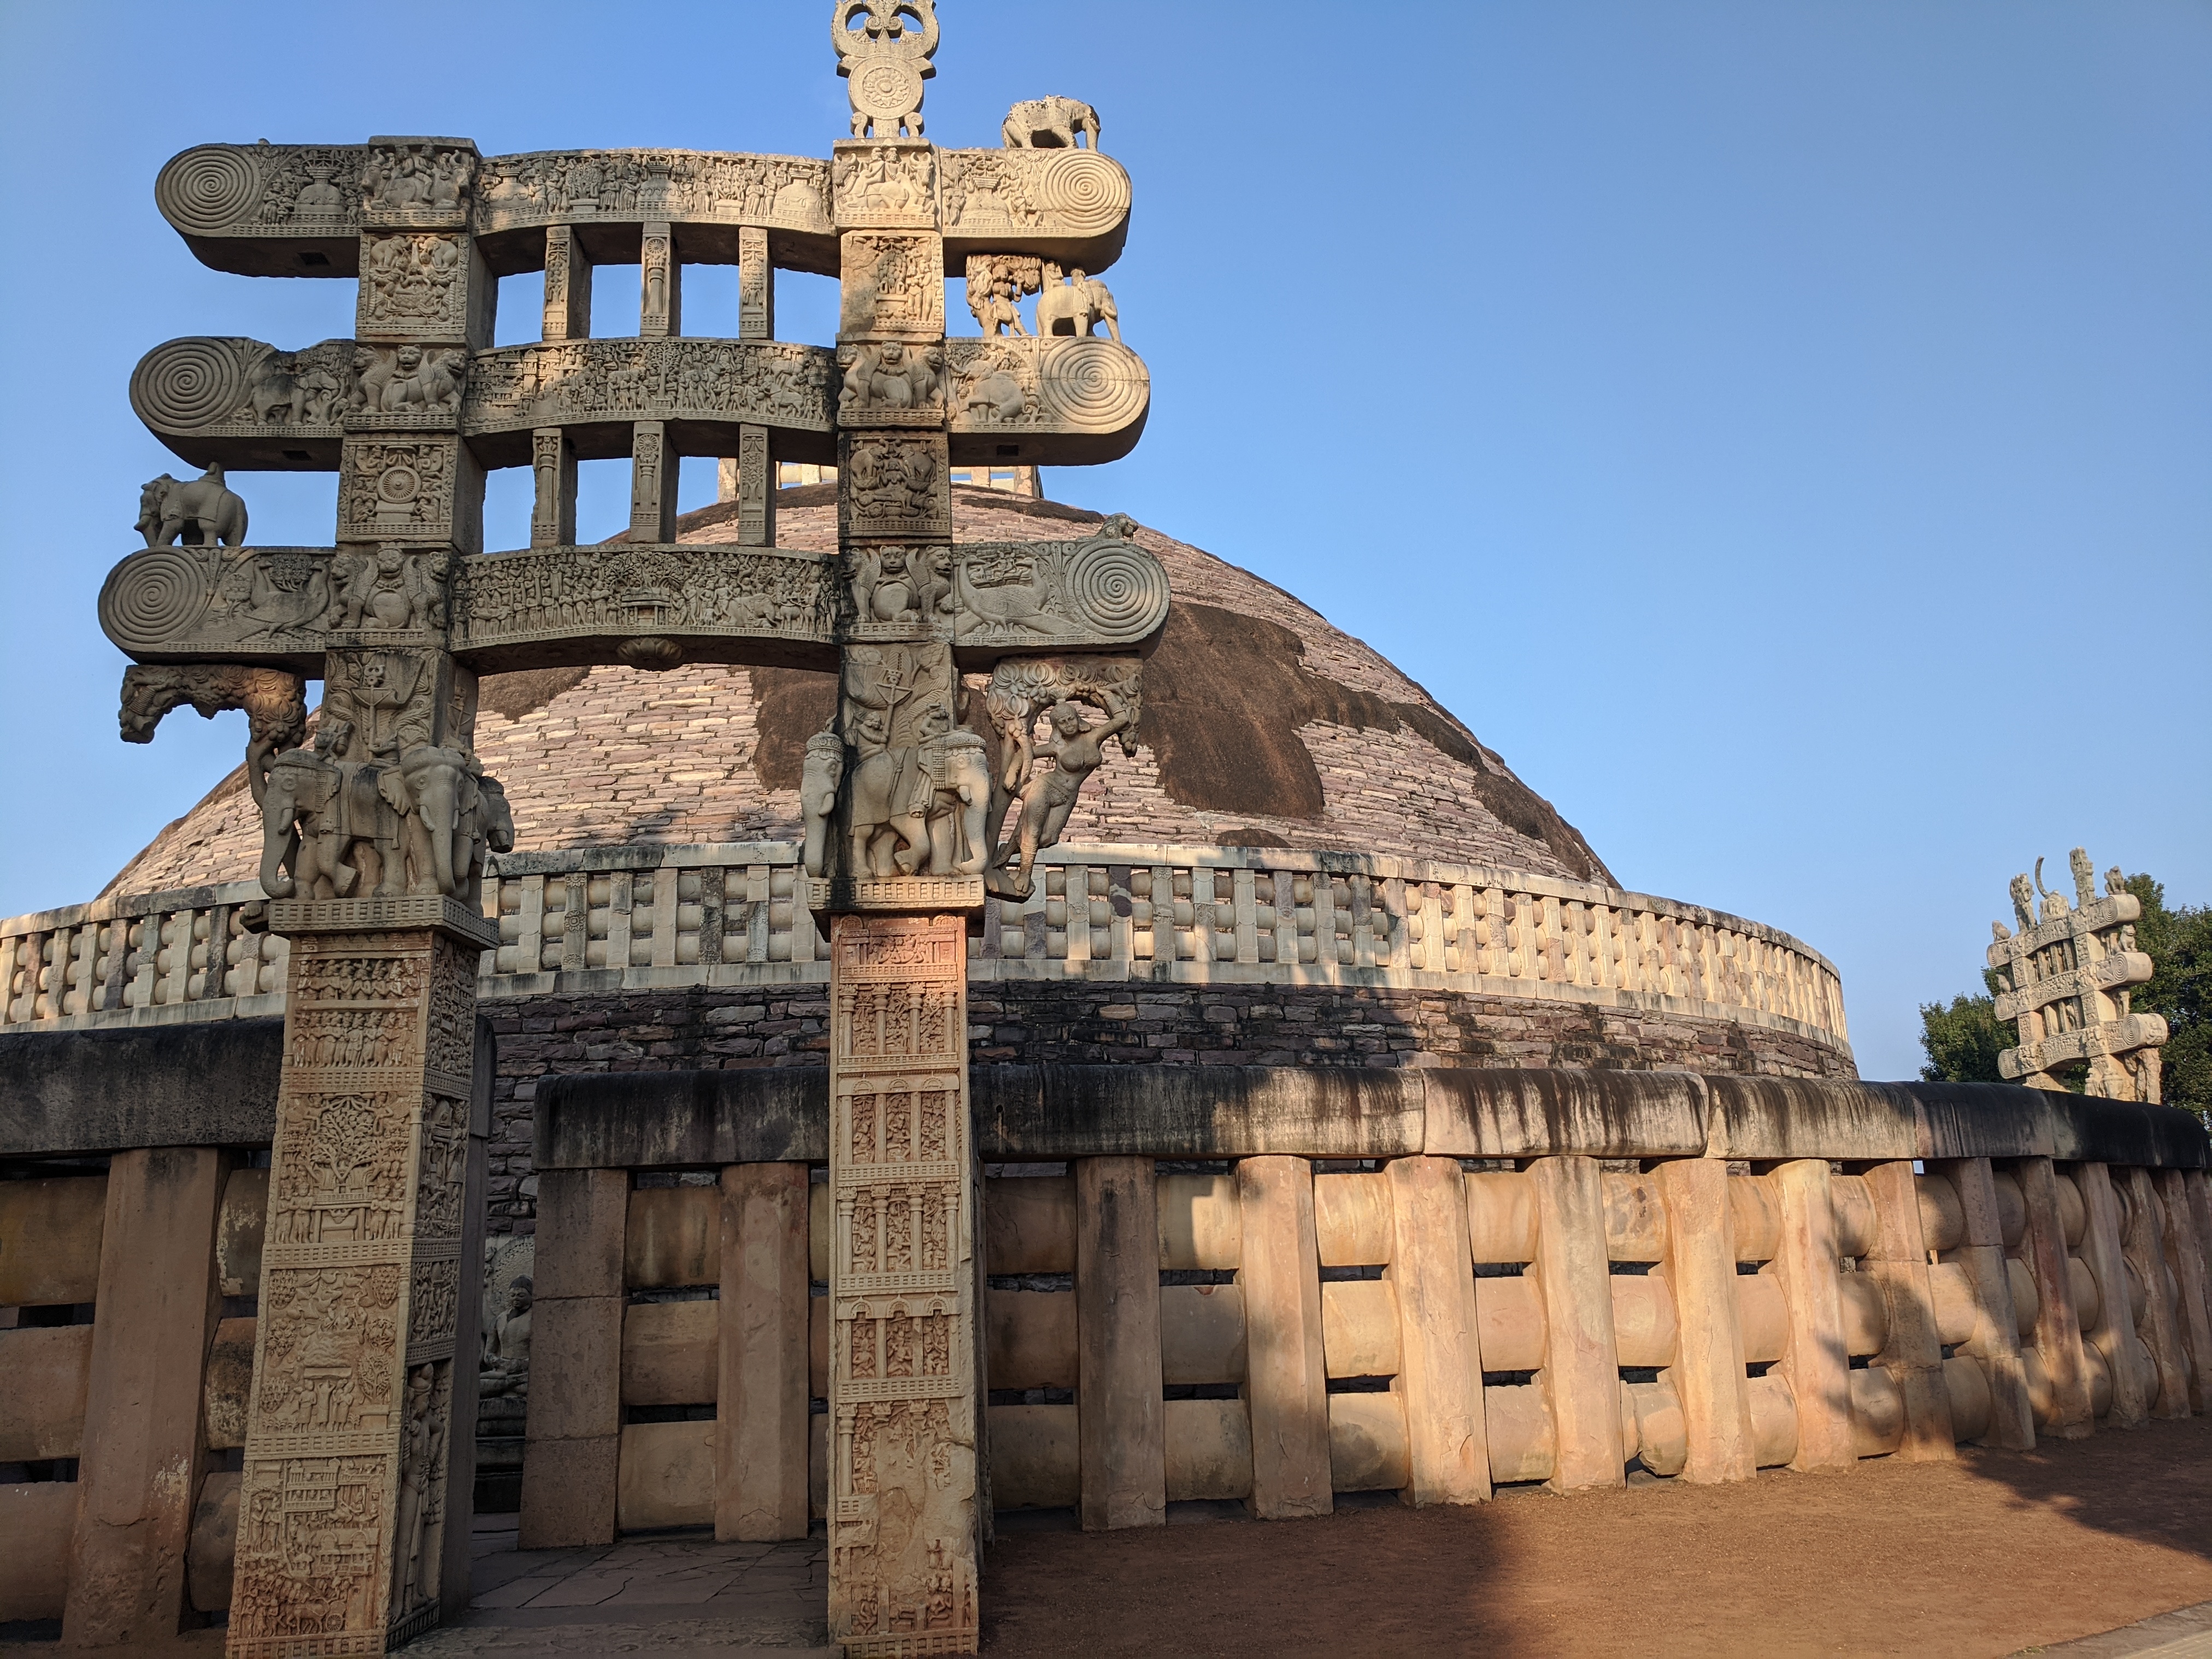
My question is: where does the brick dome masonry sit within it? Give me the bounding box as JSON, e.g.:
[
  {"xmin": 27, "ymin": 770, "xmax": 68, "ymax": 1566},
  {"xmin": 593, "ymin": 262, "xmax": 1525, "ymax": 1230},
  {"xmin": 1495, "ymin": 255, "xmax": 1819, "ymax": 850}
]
[{"xmin": 106, "ymin": 484, "xmax": 1612, "ymax": 895}]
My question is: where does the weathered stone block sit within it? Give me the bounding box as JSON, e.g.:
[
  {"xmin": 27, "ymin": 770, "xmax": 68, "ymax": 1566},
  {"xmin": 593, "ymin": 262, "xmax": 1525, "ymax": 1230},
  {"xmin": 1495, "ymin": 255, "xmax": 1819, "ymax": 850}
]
[
  {"xmin": 1156, "ymin": 1172, "xmax": 1239, "ymax": 1269},
  {"xmin": 0, "ymin": 1323, "xmax": 93, "ymax": 1461},
  {"xmin": 618, "ymin": 1420, "xmax": 715, "ymax": 1531},
  {"xmin": 1326, "ymin": 1391, "xmax": 1409, "ymax": 1492},
  {"xmin": 1320, "ymin": 1279, "xmax": 1400, "ymax": 1378},
  {"xmin": 987, "ymin": 1403, "xmax": 1079, "ymax": 1509},
  {"xmin": 1076, "ymin": 1156, "xmax": 1163, "ymax": 1532},
  {"xmin": 528, "ymin": 1297, "xmax": 623, "ymax": 1440},
  {"xmin": 186, "ymin": 1471, "xmax": 239, "ymax": 1615},
  {"xmin": 201, "ymin": 1315, "xmax": 256, "ymax": 1451},
  {"xmin": 0, "ymin": 1481, "xmax": 77, "ymax": 1621},
  {"xmin": 626, "ymin": 1185, "xmax": 719, "ymax": 1290},
  {"xmin": 1609, "ymin": 1274, "xmax": 1679, "ymax": 1369},
  {"xmin": 622, "ymin": 1299, "xmax": 718, "ymax": 1405},
  {"xmin": 1466, "ymin": 1171, "xmax": 1537, "ymax": 1264},
  {"xmin": 1483, "ymin": 1383, "xmax": 1553, "ymax": 1484},
  {"xmin": 1603, "ymin": 1173, "xmax": 1667, "ymax": 1262},
  {"xmin": 215, "ymin": 1167, "xmax": 267, "ymax": 1298},
  {"xmin": 1474, "ymin": 1275, "xmax": 1545, "ymax": 1372},
  {"xmin": 520, "ymin": 1433, "xmax": 621, "ymax": 1548},
  {"xmin": 0, "ymin": 1176, "xmax": 105, "ymax": 1307},
  {"xmin": 535, "ymin": 1168, "xmax": 628, "ymax": 1299},
  {"xmin": 1162, "ymin": 1397, "xmax": 1251, "ymax": 1502},
  {"xmin": 985, "ymin": 1174, "xmax": 1075, "ymax": 1274},
  {"xmin": 986, "ymin": 1288, "xmax": 1076, "ymax": 1391},
  {"xmin": 1313, "ymin": 1172, "xmax": 1392, "ymax": 1267}
]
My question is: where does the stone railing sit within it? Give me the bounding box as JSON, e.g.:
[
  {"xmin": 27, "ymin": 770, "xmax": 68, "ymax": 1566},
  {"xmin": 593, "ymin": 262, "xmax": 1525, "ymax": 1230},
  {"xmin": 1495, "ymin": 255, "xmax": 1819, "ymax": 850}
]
[{"xmin": 1, "ymin": 843, "xmax": 1849, "ymax": 1051}]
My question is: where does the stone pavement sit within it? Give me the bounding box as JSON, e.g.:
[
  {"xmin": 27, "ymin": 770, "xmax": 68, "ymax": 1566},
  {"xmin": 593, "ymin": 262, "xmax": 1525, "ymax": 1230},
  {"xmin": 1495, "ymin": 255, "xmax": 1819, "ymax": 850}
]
[
  {"xmin": 397, "ymin": 1516, "xmax": 833, "ymax": 1657},
  {"xmin": 2023, "ymin": 1602, "xmax": 2212, "ymax": 1658}
]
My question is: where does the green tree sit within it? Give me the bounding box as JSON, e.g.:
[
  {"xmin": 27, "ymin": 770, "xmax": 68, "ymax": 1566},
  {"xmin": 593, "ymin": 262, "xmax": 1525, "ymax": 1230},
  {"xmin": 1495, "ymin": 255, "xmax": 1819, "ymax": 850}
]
[
  {"xmin": 2120, "ymin": 874, "xmax": 2210, "ymax": 1117},
  {"xmin": 1919, "ymin": 969, "xmax": 2010, "ymax": 1084}
]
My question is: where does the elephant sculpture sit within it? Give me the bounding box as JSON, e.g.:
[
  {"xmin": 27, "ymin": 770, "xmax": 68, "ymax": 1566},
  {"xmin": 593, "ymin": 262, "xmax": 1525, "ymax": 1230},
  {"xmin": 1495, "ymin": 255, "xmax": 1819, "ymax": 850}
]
[
  {"xmin": 1002, "ymin": 95, "xmax": 1100, "ymax": 150},
  {"xmin": 799, "ymin": 731, "xmax": 845, "ymax": 878},
  {"xmin": 256, "ymin": 731, "xmax": 404, "ymax": 900},
  {"xmin": 920, "ymin": 726, "xmax": 992, "ymax": 876},
  {"xmin": 1035, "ymin": 267, "xmax": 1120, "ymax": 343},
  {"xmin": 137, "ymin": 464, "xmax": 249, "ymax": 548},
  {"xmin": 392, "ymin": 745, "xmax": 510, "ymax": 901}
]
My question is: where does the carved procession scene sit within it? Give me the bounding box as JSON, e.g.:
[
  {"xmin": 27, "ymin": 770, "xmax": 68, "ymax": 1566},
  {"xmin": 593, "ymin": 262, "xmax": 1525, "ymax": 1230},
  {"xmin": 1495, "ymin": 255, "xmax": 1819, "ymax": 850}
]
[{"xmin": 105, "ymin": 1, "xmax": 1155, "ymax": 1652}]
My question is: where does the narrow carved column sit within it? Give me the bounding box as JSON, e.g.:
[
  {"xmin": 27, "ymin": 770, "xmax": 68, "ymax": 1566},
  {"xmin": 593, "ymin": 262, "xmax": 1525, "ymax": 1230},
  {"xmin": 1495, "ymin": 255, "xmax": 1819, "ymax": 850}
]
[
  {"xmin": 1657, "ymin": 1160, "xmax": 1755, "ymax": 1483},
  {"xmin": 719, "ymin": 1163, "xmax": 813, "ymax": 1540},
  {"xmin": 2075, "ymin": 1163, "xmax": 2149, "ymax": 1427},
  {"xmin": 1074, "ymin": 1156, "xmax": 1164, "ymax": 1531},
  {"xmin": 1236, "ymin": 1155, "xmax": 1332, "ymax": 1519},
  {"xmin": 62, "ymin": 1148, "xmax": 227, "ymax": 1649},
  {"xmin": 734, "ymin": 425, "xmax": 775, "ymax": 546},
  {"xmin": 641, "ymin": 222, "xmax": 680, "ymax": 338},
  {"xmin": 1764, "ymin": 1159, "xmax": 1855, "ymax": 1471},
  {"xmin": 1933, "ymin": 1157, "xmax": 2035, "ymax": 1450},
  {"xmin": 739, "ymin": 223, "xmax": 775, "ymax": 339},
  {"xmin": 630, "ymin": 420, "xmax": 676, "ymax": 545},
  {"xmin": 1526, "ymin": 1156, "xmax": 1624, "ymax": 1492},
  {"xmin": 227, "ymin": 900, "xmax": 492, "ymax": 1656},
  {"xmin": 2156, "ymin": 1168, "xmax": 2212, "ymax": 1414},
  {"xmin": 1860, "ymin": 1161, "xmax": 1956, "ymax": 1460},
  {"xmin": 542, "ymin": 223, "xmax": 592, "ymax": 341},
  {"xmin": 1385, "ymin": 1155, "xmax": 1489, "ymax": 1504},
  {"xmin": 2012, "ymin": 1157, "xmax": 2093, "ymax": 1438},
  {"xmin": 531, "ymin": 428, "xmax": 577, "ymax": 548},
  {"xmin": 826, "ymin": 914, "xmax": 979, "ymax": 1652}
]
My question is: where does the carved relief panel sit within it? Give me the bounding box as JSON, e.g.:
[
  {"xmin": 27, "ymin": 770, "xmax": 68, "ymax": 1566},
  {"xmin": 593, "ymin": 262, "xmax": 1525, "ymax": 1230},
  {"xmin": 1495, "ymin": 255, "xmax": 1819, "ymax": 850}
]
[
  {"xmin": 232, "ymin": 919, "xmax": 484, "ymax": 1656},
  {"xmin": 360, "ymin": 142, "xmax": 475, "ymax": 230},
  {"xmin": 839, "ymin": 232, "xmax": 945, "ymax": 339},
  {"xmin": 827, "ymin": 912, "xmax": 978, "ymax": 1656},
  {"xmin": 463, "ymin": 339, "xmax": 834, "ymax": 436},
  {"xmin": 840, "ymin": 433, "xmax": 949, "ymax": 540},
  {"xmin": 472, "ymin": 148, "xmax": 832, "ymax": 235},
  {"xmin": 338, "ymin": 437, "xmax": 473, "ymax": 549},
  {"xmin": 833, "ymin": 140, "xmax": 938, "ymax": 230},
  {"xmin": 357, "ymin": 233, "xmax": 476, "ymax": 342}
]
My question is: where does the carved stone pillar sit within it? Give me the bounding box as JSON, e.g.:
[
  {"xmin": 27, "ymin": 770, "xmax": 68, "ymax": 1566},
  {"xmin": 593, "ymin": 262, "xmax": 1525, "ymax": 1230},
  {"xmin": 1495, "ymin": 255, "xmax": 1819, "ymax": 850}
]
[
  {"xmin": 641, "ymin": 221, "xmax": 680, "ymax": 338},
  {"xmin": 531, "ymin": 428, "xmax": 577, "ymax": 548},
  {"xmin": 630, "ymin": 420, "xmax": 676, "ymax": 545},
  {"xmin": 542, "ymin": 223, "xmax": 592, "ymax": 342},
  {"xmin": 739, "ymin": 224, "xmax": 775, "ymax": 339},
  {"xmin": 226, "ymin": 897, "xmax": 496, "ymax": 1656},
  {"xmin": 723, "ymin": 425, "xmax": 775, "ymax": 546},
  {"xmin": 825, "ymin": 913, "xmax": 980, "ymax": 1654}
]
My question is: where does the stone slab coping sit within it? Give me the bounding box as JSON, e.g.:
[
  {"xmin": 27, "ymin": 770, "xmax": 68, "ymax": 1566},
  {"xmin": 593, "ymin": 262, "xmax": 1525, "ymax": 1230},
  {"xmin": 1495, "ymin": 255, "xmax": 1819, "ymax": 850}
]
[{"xmin": 4, "ymin": 1012, "xmax": 2196, "ymax": 1168}]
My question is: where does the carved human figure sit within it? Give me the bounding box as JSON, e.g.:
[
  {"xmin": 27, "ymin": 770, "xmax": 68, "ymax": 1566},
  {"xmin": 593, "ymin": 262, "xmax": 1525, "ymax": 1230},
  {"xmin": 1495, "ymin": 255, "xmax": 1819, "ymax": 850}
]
[
  {"xmin": 846, "ymin": 706, "xmax": 932, "ymax": 877},
  {"xmin": 479, "ymin": 1276, "xmax": 533, "ymax": 1397},
  {"xmin": 801, "ymin": 730, "xmax": 846, "ymax": 878},
  {"xmin": 995, "ymin": 698, "xmax": 1136, "ymax": 895}
]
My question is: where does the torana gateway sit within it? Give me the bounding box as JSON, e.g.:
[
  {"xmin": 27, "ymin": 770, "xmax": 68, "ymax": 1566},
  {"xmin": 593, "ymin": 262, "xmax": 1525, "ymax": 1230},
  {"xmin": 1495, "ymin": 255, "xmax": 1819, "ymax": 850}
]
[{"xmin": 3, "ymin": 5, "xmax": 2209, "ymax": 1656}]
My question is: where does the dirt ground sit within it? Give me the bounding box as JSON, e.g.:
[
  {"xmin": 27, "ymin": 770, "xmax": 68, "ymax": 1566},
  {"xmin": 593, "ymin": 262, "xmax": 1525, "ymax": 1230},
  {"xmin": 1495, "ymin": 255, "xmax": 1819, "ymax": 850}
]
[{"xmin": 979, "ymin": 1415, "xmax": 2212, "ymax": 1658}]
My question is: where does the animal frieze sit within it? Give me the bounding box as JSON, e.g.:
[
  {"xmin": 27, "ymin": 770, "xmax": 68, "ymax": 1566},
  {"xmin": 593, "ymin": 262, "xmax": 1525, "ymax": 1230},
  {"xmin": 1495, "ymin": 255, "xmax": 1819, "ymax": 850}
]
[{"xmin": 939, "ymin": 145, "xmax": 1131, "ymax": 249}]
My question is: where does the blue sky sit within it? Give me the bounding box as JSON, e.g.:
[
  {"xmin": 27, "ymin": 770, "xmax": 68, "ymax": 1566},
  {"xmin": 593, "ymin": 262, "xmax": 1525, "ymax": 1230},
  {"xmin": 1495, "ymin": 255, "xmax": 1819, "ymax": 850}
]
[{"xmin": 2, "ymin": 1, "xmax": 2206, "ymax": 1082}]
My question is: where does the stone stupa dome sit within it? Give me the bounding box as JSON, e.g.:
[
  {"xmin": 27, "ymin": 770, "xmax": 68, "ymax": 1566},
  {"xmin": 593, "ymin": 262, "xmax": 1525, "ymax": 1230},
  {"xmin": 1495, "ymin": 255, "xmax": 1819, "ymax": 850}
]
[{"xmin": 108, "ymin": 484, "xmax": 1614, "ymax": 897}]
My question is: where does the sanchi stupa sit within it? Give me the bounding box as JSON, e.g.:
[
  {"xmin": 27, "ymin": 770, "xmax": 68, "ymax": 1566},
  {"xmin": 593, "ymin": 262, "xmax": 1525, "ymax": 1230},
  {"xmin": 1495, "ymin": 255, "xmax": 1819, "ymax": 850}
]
[{"xmin": 2, "ymin": 5, "xmax": 2207, "ymax": 1655}]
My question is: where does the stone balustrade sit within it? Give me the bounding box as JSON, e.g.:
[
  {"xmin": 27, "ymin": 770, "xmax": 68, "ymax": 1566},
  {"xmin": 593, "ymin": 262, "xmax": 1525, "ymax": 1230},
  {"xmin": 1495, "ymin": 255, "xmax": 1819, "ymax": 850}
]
[{"xmin": 0, "ymin": 843, "xmax": 1849, "ymax": 1052}]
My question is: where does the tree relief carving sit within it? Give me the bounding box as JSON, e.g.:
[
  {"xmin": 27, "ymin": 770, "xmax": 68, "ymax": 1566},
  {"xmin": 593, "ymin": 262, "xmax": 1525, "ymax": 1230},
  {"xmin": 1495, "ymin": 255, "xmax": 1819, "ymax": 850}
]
[
  {"xmin": 155, "ymin": 143, "xmax": 364, "ymax": 237},
  {"xmin": 940, "ymin": 145, "xmax": 1129, "ymax": 241},
  {"xmin": 980, "ymin": 654, "xmax": 1143, "ymax": 900}
]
